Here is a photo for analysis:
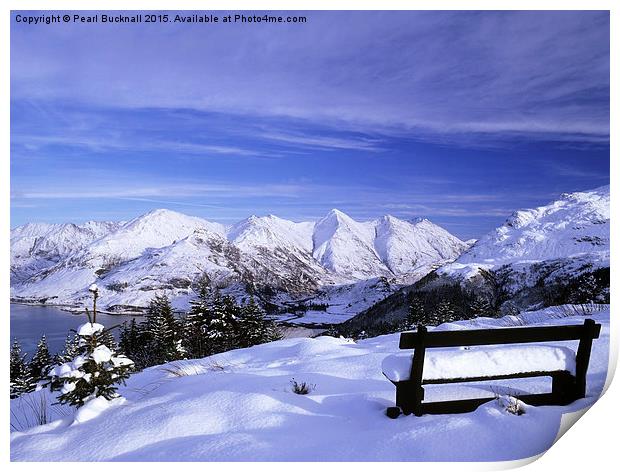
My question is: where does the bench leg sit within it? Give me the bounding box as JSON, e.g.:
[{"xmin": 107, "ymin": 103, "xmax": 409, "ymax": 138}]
[
  {"xmin": 396, "ymin": 381, "xmax": 425, "ymax": 416},
  {"xmin": 552, "ymin": 371, "xmax": 578, "ymax": 405},
  {"xmin": 386, "ymin": 407, "xmax": 401, "ymax": 419}
]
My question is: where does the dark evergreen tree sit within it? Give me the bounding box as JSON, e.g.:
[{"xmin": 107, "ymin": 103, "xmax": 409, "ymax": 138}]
[
  {"xmin": 119, "ymin": 318, "xmax": 151, "ymax": 370},
  {"xmin": 144, "ymin": 294, "xmax": 182, "ymax": 365},
  {"xmin": 54, "ymin": 332, "xmax": 81, "ymax": 364},
  {"xmin": 29, "ymin": 335, "xmax": 52, "ymax": 383},
  {"xmin": 182, "ymin": 285, "xmax": 214, "ymax": 359},
  {"xmin": 237, "ymin": 298, "xmax": 282, "ymax": 348},
  {"xmin": 402, "ymin": 296, "xmax": 426, "ymax": 330},
  {"xmin": 99, "ymin": 329, "xmax": 118, "ymax": 352},
  {"xmin": 423, "ymin": 300, "xmax": 455, "ymax": 326},
  {"xmin": 468, "ymin": 295, "xmax": 495, "ymax": 318},
  {"xmin": 10, "ymin": 339, "xmax": 34, "ymax": 398},
  {"xmin": 205, "ymin": 295, "xmax": 240, "ymax": 354},
  {"xmin": 568, "ymin": 272, "xmax": 599, "ymax": 304}
]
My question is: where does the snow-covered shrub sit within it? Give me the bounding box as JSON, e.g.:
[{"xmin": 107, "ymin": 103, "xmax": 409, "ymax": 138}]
[
  {"xmin": 46, "ymin": 285, "xmax": 134, "ymax": 407},
  {"xmin": 158, "ymin": 362, "xmax": 208, "ymax": 377},
  {"xmin": 290, "ymin": 378, "xmax": 315, "ymax": 395},
  {"xmin": 497, "ymin": 395, "xmax": 525, "ymax": 416}
]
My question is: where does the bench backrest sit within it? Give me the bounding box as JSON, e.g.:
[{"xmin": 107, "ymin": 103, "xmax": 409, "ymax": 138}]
[{"xmin": 399, "ymin": 320, "xmax": 601, "ymax": 349}]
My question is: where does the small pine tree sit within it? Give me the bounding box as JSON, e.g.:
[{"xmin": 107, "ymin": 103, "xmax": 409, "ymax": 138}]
[
  {"xmin": 403, "ymin": 296, "xmax": 426, "ymax": 330},
  {"xmin": 423, "ymin": 300, "xmax": 455, "ymax": 326},
  {"xmin": 182, "ymin": 286, "xmax": 214, "ymax": 359},
  {"xmin": 205, "ymin": 295, "xmax": 240, "ymax": 354},
  {"xmin": 144, "ymin": 294, "xmax": 182, "ymax": 365},
  {"xmin": 29, "ymin": 335, "xmax": 52, "ymax": 384},
  {"xmin": 238, "ymin": 298, "xmax": 282, "ymax": 348},
  {"xmin": 569, "ymin": 272, "xmax": 600, "ymax": 304},
  {"xmin": 468, "ymin": 295, "xmax": 495, "ymax": 318},
  {"xmin": 47, "ymin": 284, "xmax": 134, "ymax": 407},
  {"xmin": 10, "ymin": 339, "xmax": 34, "ymax": 398},
  {"xmin": 119, "ymin": 318, "xmax": 151, "ymax": 370},
  {"xmin": 99, "ymin": 329, "xmax": 119, "ymax": 352}
]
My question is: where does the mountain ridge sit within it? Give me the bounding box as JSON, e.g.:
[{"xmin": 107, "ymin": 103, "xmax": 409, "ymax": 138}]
[{"xmin": 11, "ymin": 208, "xmax": 466, "ymax": 316}]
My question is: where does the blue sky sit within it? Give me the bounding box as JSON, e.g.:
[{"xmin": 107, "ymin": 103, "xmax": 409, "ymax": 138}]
[{"xmin": 10, "ymin": 11, "xmax": 609, "ymax": 239}]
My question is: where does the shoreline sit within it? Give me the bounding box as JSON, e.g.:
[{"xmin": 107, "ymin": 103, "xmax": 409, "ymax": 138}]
[{"xmin": 10, "ymin": 300, "xmax": 146, "ymax": 317}]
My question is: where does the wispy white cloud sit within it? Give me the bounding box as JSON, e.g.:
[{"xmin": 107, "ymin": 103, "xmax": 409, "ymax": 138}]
[
  {"xmin": 12, "ymin": 133, "xmax": 272, "ymax": 158},
  {"xmin": 258, "ymin": 131, "xmax": 383, "ymax": 151},
  {"xmin": 11, "ymin": 181, "xmax": 306, "ymax": 200},
  {"xmin": 11, "ymin": 11, "xmax": 609, "ymax": 143}
]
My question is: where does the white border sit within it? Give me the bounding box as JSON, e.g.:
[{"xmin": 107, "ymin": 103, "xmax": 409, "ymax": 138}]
[{"xmin": 2, "ymin": 1, "xmax": 616, "ymax": 470}]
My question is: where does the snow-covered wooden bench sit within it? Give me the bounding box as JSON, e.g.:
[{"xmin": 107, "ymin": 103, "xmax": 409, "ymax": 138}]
[{"xmin": 382, "ymin": 319, "xmax": 601, "ymax": 418}]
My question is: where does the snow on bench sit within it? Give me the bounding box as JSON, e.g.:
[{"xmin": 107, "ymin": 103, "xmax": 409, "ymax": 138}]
[{"xmin": 382, "ymin": 344, "xmax": 577, "ymax": 383}]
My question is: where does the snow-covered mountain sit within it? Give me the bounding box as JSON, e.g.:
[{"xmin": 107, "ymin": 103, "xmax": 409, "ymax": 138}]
[
  {"xmin": 374, "ymin": 215, "xmax": 467, "ymax": 275},
  {"xmin": 10, "ymin": 221, "xmax": 122, "ymax": 284},
  {"xmin": 10, "ymin": 209, "xmax": 467, "ymax": 314},
  {"xmin": 457, "ymin": 185, "xmax": 609, "ymax": 266},
  {"xmin": 313, "ymin": 209, "xmax": 390, "ymax": 279},
  {"xmin": 343, "ymin": 186, "xmax": 611, "ymax": 332},
  {"xmin": 437, "ymin": 185, "xmax": 610, "ymax": 283}
]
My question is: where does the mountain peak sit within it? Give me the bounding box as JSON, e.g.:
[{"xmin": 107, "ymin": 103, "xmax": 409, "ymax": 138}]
[
  {"xmin": 325, "ymin": 208, "xmax": 350, "ymax": 220},
  {"xmin": 459, "ymin": 186, "xmax": 610, "ymax": 265}
]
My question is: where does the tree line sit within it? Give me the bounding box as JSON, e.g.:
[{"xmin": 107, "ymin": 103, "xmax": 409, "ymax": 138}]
[{"xmin": 10, "ymin": 288, "xmax": 281, "ymax": 399}]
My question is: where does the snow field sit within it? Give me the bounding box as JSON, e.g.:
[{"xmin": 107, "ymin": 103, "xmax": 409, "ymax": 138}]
[{"xmin": 11, "ymin": 305, "xmax": 610, "ymax": 461}]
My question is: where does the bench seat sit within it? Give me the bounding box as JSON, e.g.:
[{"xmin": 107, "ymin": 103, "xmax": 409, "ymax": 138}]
[{"xmin": 382, "ymin": 344, "xmax": 576, "ymax": 383}]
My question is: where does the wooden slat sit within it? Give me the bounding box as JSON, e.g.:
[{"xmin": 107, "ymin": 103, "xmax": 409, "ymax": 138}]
[
  {"xmin": 399, "ymin": 322, "xmax": 601, "ymax": 349},
  {"xmin": 418, "ymin": 393, "xmax": 557, "ymax": 415},
  {"xmin": 421, "ymin": 370, "xmax": 570, "ymax": 385}
]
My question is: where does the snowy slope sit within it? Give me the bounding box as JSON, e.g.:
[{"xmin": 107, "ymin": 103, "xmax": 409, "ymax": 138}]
[
  {"xmin": 10, "ymin": 208, "xmax": 466, "ymax": 313},
  {"xmin": 10, "ymin": 221, "xmax": 121, "ymax": 284},
  {"xmin": 227, "ymin": 214, "xmax": 334, "ymax": 295},
  {"xmin": 84, "ymin": 209, "xmax": 225, "ymax": 261},
  {"xmin": 459, "ymin": 186, "xmax": 609, "ymax": 265},
  {"xmin": 228, "ymin": 214, "xmax": 314, "ymax": 253},
  {"xmin": 374, "ymin": 216, "xmax": 468, "ymax": 275},
  {"xmin": 10, "ymin": 305, "xmax": 610, "ymax": 461},
  {"xmin": 437, "ymin": 186, "xmax": 610, "ymax": 287}
]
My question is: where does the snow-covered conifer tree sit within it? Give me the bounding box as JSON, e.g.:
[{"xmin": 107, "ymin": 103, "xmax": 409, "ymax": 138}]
[
  {"xmin": 425, "ymin": 300, "xmax": 456, "ymax": 326},
  {"xmin": 10, "ymin": 339, "xmax": 34, "ymax": 398},
  {"xmin": 144, "ymin": 294, "xmax": 182, "ymax": 365},
  {"xmin": 47, "ymin": 284, "xmax": 134, "ymax": 407},
  {"xmin": 29, "ymin": 335, "xmax": 52, "ymax": 383},
  {"xmin": 119, "ymin": 318, "xmax": 150, "ymax": 370},
  {"xmin": 182, "ymin": 285, "xmax": 213, "ymax": 358},
  {"xmin": 205, "ymin": 295, "xmax": 241, "ymax": 354},
  {"xmin": 402, "ymin": 296, "xmax": 426, "ymax": 330},
  {"xmin": 238, "ymin": 298, "xmax": 281, "ymax": 348},
  {"xmin": 468, "ymin": 295, "xmax": 495, "ymax": 318},
  {"xmin": 54, "ymin": 333, "xmax": 81, "ymax": 364}
]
